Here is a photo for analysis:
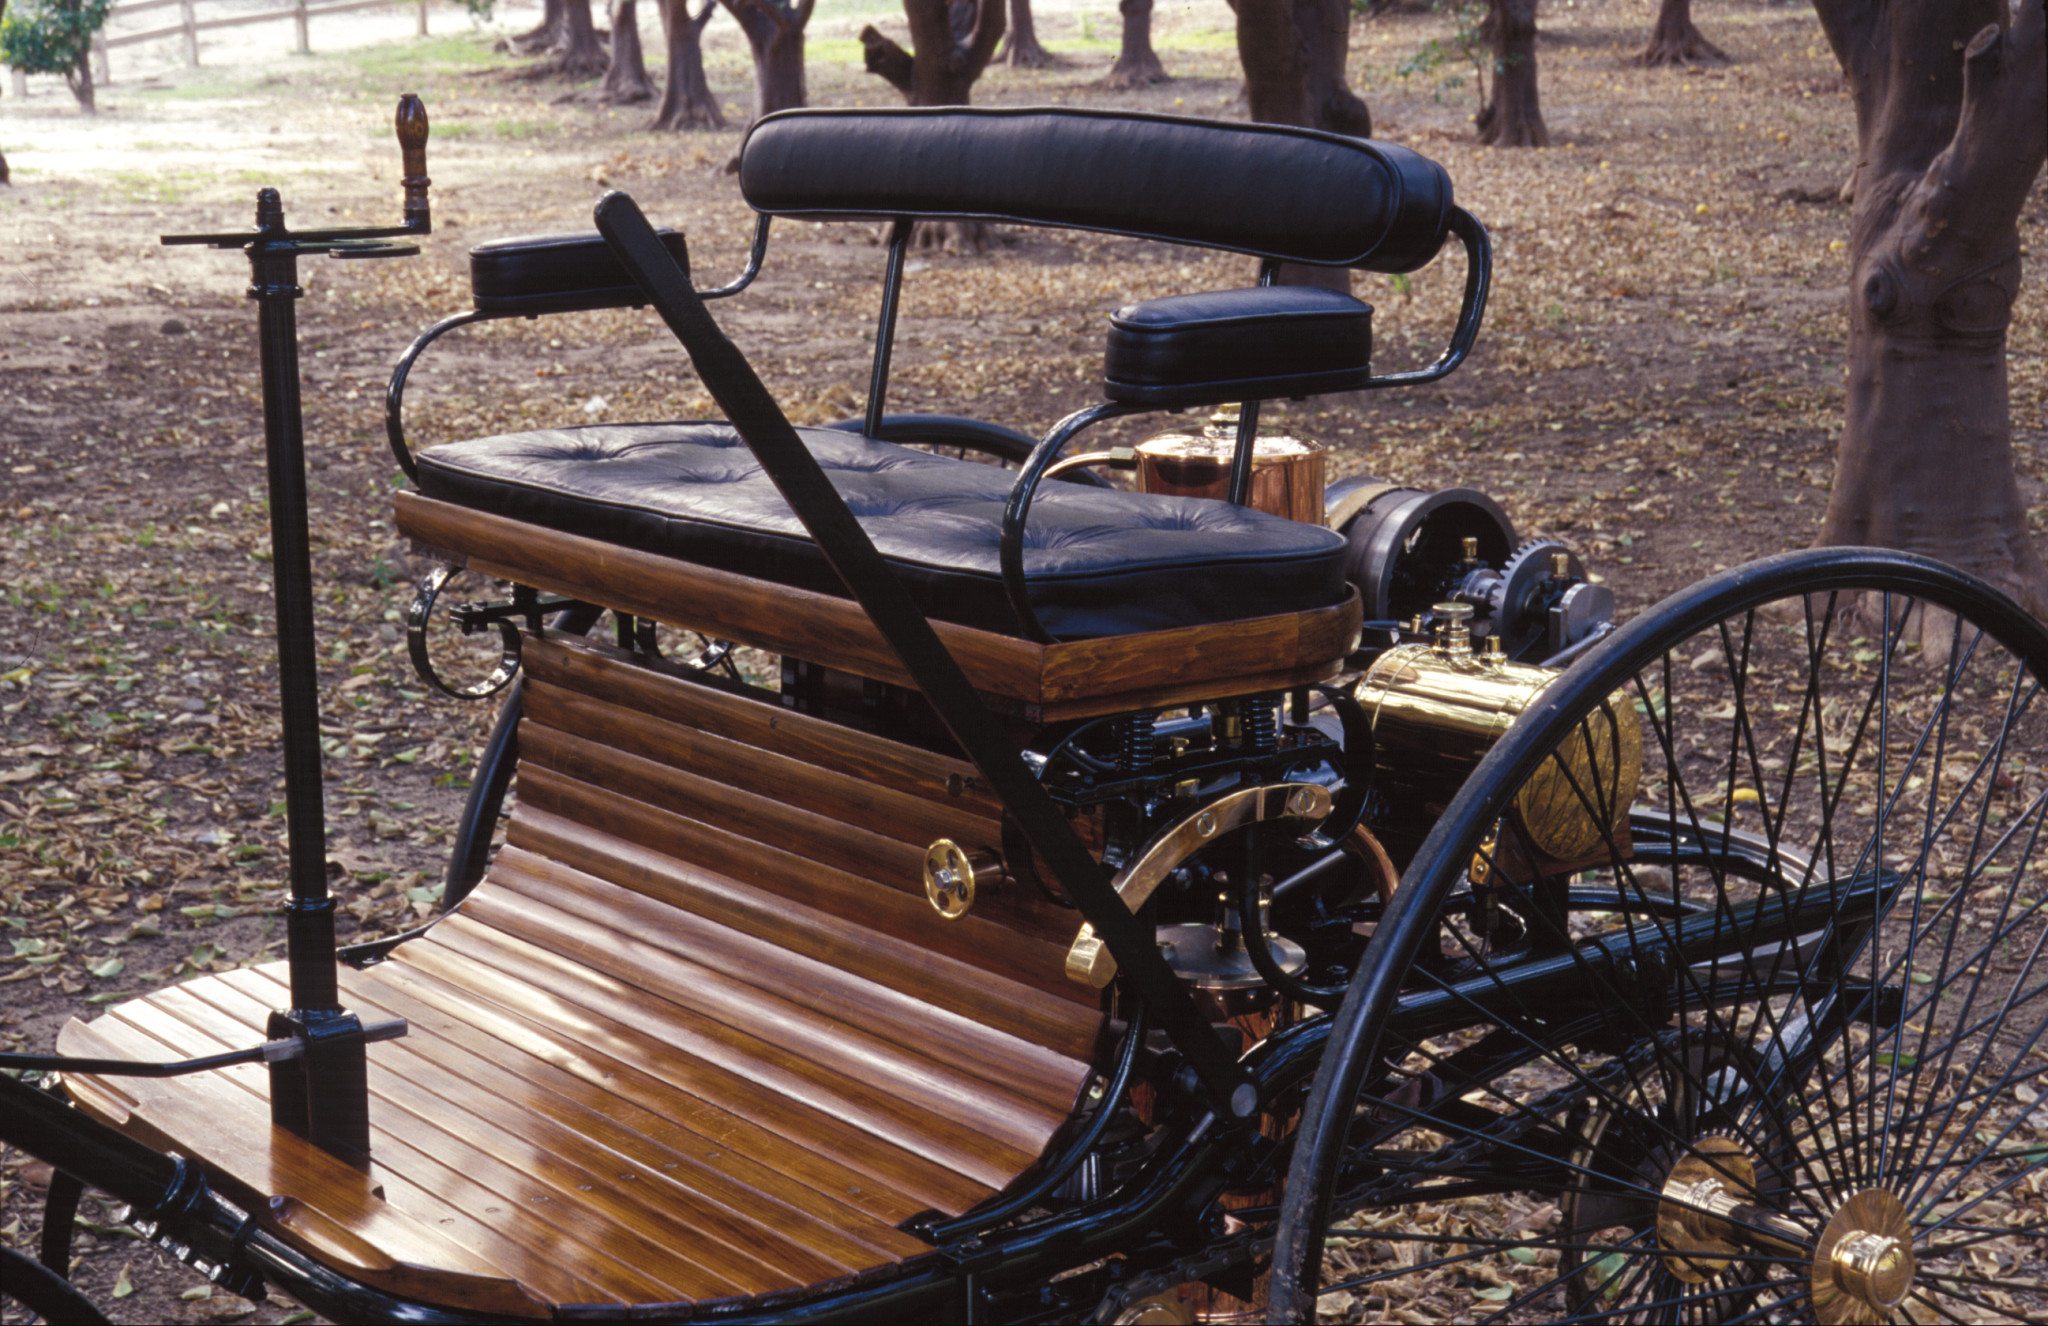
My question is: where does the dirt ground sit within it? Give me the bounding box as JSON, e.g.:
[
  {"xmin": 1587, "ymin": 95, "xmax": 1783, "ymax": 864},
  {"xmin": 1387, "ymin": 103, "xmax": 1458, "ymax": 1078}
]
[{"xmin": 1, "ymin": 0, "xmax": 2045, "ymax": 1320}]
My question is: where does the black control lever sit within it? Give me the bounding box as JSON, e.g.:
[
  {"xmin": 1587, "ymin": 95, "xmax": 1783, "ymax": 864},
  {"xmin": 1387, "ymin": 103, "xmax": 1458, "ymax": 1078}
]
[{"xmin": 155, "ymin": 96, "xmax": 433, "ymax": 1168}]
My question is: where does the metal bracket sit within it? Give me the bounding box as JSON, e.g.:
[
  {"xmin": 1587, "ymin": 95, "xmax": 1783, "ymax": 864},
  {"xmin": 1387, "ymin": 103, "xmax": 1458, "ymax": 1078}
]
[{"xmin": 405, "ymin": 568, "xmax": 567, "ymax": 700}]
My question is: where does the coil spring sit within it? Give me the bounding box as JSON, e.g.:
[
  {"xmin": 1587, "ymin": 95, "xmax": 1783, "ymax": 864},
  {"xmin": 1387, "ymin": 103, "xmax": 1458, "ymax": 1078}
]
[
  {"xmin": 1244, "ymin": 695, "xmax": 1279, "ymax": 755},
  {"xmin": 1119, "ymin": 711, "xmax": 1159, "ymax": 772}
]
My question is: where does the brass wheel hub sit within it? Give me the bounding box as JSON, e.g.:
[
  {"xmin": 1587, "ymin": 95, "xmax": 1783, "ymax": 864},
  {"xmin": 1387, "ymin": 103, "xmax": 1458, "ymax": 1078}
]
[
  {"xmin": 1657, "ymin": 1138, "xmax": 1915, "ymax": 1323},
  {"xmin": 1810, "ymin": 1190, "xmax": 1915, "ymax": 1325}
]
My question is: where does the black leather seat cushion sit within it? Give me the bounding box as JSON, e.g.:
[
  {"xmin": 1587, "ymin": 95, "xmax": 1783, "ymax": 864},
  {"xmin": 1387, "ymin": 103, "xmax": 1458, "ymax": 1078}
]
[
  {"xmin": 740, "ymin": 107, "xmax": 1454, "ymax": 275},
  {"xmin": 1105, "ymin": 286, "xmax": 1374, "ymax": 407},
  {"xmin": 413, "ymin": 423, "xmax": 1348, "ymax": 640},
  {"xmin": 470, "ymin": 230, "xmax": 692, "ymax": 316}
]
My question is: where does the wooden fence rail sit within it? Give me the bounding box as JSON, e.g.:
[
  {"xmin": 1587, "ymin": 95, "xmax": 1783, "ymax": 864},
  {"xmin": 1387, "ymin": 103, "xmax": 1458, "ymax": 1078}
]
[{"xmin": 5, "ymin": 0, "xmax": 434, "ymax": 93}]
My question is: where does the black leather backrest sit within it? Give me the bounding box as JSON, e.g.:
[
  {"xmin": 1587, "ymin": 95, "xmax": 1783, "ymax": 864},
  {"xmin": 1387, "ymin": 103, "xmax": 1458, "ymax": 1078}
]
[{"xmin": 738, "ymin": 107, "xmax": 1454, "ymax": 274}]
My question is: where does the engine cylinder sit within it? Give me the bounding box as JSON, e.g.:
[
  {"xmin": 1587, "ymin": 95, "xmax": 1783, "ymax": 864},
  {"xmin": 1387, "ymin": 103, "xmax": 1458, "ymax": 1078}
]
[{"xmin": 1357, "ymin": 642, "xmax": 1642, "ymax": 862}]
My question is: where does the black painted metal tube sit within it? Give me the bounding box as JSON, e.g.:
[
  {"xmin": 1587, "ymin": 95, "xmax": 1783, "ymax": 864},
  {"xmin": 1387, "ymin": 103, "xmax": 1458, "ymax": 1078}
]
[
  {"xmin": 925, "ymin": 1004, "xmax": 1149, "ymax": 1243},
  {"xmin": 247, "ymin": 201, "xmax": 340, "ymax": 1018},
  {"xmin": 0, "ymin": 1074, "xmax": 184, "ymax": 1213},
  {"xmin": 863, "ymin": 221, "xmax": 912, "ymax": 438}
]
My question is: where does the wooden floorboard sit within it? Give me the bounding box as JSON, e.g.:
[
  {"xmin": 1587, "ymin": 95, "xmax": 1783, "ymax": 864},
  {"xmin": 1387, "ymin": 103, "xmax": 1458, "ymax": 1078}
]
[
  {"xmin": 334, "ymin": 957, "xmax": 973, "ymax": 1221},
  {"xmin": 117, "ymin": 986, "xmax": 728, "ymax": 1301},
  {"xmin": 193, "ymin": 974, "xmax": 864, "ymax": 1294},
  {"xmin": 235, "ymin": 968, "xmax": 929, "ymax": 1265},
  {"xmin": 73, "ymin": 993, "xmax": 640, "ymax": 1306},
  {"xmin": 482, "ymin": 849, "xmax": 1088, "ymax": 1116},
  {"xmin": 410, "ymin": 922, "xmax": 1042, "ymax": 1191}
]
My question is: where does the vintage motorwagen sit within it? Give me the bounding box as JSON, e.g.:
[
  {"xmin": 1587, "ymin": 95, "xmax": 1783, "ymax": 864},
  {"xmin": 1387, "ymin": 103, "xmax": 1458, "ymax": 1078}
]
[{"xmin": 4, "ymin": 97, "xmax": 2045, "ymax": 1325}]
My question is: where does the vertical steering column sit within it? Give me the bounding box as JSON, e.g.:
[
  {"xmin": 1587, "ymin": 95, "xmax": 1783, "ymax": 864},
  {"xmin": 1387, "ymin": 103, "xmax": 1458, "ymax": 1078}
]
[
  {"xmin": 160, "ymin": 95, "xmax": 434, "ymax": 1166},
  {"xmin": 244, "ymin": 188, "xmax": 373, "ymax": 1167}
]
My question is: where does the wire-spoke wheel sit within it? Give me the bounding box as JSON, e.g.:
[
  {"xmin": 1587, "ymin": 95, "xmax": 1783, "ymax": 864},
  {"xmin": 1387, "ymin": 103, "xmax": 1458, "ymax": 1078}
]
[{"xmin": 1271, "ymin": 549, "xmax": 2048, "ymax": 1324}]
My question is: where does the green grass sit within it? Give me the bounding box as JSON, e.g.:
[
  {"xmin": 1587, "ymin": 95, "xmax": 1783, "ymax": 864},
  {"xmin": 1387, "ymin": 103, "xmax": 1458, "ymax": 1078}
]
[
  {"xmin": 126, "ymin": 67, "xmax": 259, "ymax": 102},
  {"xmin": 343, "ymin": 30, "xmax": 499, "ymax": 80}
]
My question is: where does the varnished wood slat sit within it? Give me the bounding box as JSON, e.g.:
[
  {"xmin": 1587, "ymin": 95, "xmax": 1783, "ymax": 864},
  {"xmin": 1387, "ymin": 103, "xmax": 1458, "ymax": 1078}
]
[
  {"xmin": 486, "ymin": 847, "xmax": 1089, "ymax": 1116},
  {"xmin": 474, "ymin": 860, "xmax": 1081, "ymax": 1125},
  {"xmin": 411, "ymin": 920, "xmax": 1043, "ymax": 1192},
  {"xmin": 506, "ymin": 793, "xmax": 1103, "ymax": 1048},
  {"xmin": 194, "ymin": 972, "xmax": 873, "ymax": 1292},
  {"xmin": 521, "ymin": 680, "xmax": 999, "ymax": 856},
  {"xmin": 236, "ymin": 966, "xmax": 932, "ymax": 1260},
  {"xmin": 523, "ymin": 704, "xmax": 963, "ymax": 886},
  {"xmin": 60, "ymin": 1016, "xmax": 569, "ymax": 1315},
  {"xmin": 117, "ymin": 989, "xmax": 739, "ymax": 1301},
  {"xmin": 517, "ymin": 717, "xmax": 1073, "ymax": 947},
  {"xmin": 62, "ymin": 1004, "xmax": 614, "ymax": 1311},
  {"xmin": 511, "ymin": 767, "xmax": 1091, "ymax": 1016},
  {"xmin": 1034, "ymin": 588, "xmax": 1362, "ymax": 703},
  {"xmin": 395, "ymin": 492, "xmax": 1359, "ymax": 717},
  {"xmin": 354, "ymin": 953, "xmax": 987, "ymax": 1217},
  {"xmin": 397, "ymin": 490, "xmax": 1030, "ymax": 698},
  {"xmin": 524, "ymin": 637, "xmax": 1003, "ymax": 820}
]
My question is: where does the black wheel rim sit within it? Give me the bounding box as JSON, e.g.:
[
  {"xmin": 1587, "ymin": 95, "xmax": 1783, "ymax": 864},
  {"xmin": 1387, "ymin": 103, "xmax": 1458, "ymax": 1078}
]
[{"xmin": 1272, "ymin": 548, "xmax": 2048, "ymax": 1323}]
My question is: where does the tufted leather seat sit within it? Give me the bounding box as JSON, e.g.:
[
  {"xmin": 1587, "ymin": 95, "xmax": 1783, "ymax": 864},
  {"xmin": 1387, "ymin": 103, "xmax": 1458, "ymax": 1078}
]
[{"xmin": 413, "ymin": 423, "xmax": 1348, "ymax": 640}]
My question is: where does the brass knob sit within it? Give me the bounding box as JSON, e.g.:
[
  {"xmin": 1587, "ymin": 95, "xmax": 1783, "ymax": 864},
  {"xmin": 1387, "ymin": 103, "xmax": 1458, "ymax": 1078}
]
[{"xmin": 923, "ymin": 840, "xmax": 999, "ymax": 920}]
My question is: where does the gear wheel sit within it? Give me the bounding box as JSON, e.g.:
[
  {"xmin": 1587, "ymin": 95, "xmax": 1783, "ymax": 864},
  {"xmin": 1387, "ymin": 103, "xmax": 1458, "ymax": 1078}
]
[{"xmin": 1488, "ymin": 539, "xmax": 1580, "ymax": 659}]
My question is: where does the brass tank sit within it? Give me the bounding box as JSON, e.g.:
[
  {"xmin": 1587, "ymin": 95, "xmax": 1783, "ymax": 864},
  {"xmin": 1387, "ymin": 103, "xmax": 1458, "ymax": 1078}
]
[
  {"xmin": 1135, "ymin": 405, "xmax": 1327, "ymax": 525},
  {"xmin": 1357, "ymin": 608, "xmax": 1642, "ymax": 864}
]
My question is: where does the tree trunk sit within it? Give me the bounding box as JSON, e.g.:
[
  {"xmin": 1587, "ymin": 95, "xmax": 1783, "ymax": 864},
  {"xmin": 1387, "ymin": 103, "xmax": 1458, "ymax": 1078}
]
[
  {"xmin": 1813, "ymin": 0, "xmax": 2048, "ymax": 620},
  {"xmin": 1299, "ymin": 0, "xmax": 1368, "ymax": 135},
  {"xmin": 651, "ymin": 0, "xmax": 723, "ymax": 128},
  {"xmin": 860, "ymin": 0, "xmax": 1006, "ymax": 248},
  {"xmin": 1233, "ymin": 0, "xmax": 1367, "ymax": 289},
  {"xmin": 722, "ymin": 0, "xmax": 810, "ymax": 123},
  {"xmin": 1104, "ymin": 0, "xmax": 1168, "ymax": 89},
  {"xmin": 602, "ymin": 0, "xmax": 656, "ymax": 102},
  {"xmin": 66, "ymin": 50, "xmax": 95, "ymax": 115},
  {"xmin": 1233, "ymin": 0, "xmax": 1368, "ymax": 135},
  {"xmin": 504, "ymin": 0, "xmax": 564, "ymax": 55},
  {"xmin": 1638, "ymin": 0, "xmax": 1726, "ymax": 66},
  {"xmin": 560, "ymin": 0, "xmax": 609, "ymax": 74},
  {"xmin": 521, "ymin": 0, "xmax": 609, "ymax": 78},
  {"xmin": 1476, "ymin": 0, "xmax": 1545, "ymax": 147},
  {"xmin": 999, "ymin": 0, "xmax": 1063, "ymax": 67}
]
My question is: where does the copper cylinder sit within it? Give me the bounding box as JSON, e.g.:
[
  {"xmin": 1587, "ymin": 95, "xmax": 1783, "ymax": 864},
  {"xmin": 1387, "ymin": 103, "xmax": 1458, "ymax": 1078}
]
[{"xmin": 1135, "ymin": 407, "xmax": 1327, "ymax": 525}]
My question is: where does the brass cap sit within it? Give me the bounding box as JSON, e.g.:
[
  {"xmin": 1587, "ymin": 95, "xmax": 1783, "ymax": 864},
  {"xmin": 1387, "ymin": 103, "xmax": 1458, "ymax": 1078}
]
[{"xmin": 922, "ymin": 840, "xmax": 998, "ymax": 920}]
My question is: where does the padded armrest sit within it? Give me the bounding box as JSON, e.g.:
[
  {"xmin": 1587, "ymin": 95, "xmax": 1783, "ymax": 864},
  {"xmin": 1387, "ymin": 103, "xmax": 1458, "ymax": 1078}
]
[
  {"xmin": 470, "ymin": 230, "xmax": 691, "ymax": 316},
  {"xmin": 1103, "ymin": 285, "xmax": 1374, "ymax": 408}
]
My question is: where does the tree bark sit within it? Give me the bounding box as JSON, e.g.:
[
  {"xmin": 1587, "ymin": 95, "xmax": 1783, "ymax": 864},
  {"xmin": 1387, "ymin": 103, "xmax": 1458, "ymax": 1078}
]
[
  {"xmin": 1638, "ymin": 0, "xmax": 1726, "ymax": 66},
  {"xmin": 860, "ymin": 0, "xmax": 1006, "ymax": 248},
  {"xmin": 1476, "ymin": 0, "xmax": 1545, "ymax": 146},
  {"xmin": 1233, "ymin": 0, "xmax": 1368, "ymax": 288},
  {"xmin": 1812, "ymin": 0, "xmax": 2048, "ymax": 619},
  {"xmin": 504, "ymin": 0, "xmax": 564, "ymax": 55},
  {"xmin": 1233, "ymin": 0, "xmax": 1369, "ymax": 135},
  {"xmin": 998, "ymin": 0, "xmax": 1064, "ymax": 67},
  {"xmin": 602, "ymin": 0, "xmax": 656, "ymax": 102},
  {"xmin": 66, "ymin": 49, "xmax": 94, "ymax": 114},
  {"xmin": 1104, "ymin": 0, "xmax": 1168, "ymax": 89},
  {"xmin": 650, "ymin": 0, "xmax": 723, "ymax": 127},
  {"xmin": 519, "ymin": 0, "xmax": 610, "ymax": 77},
  {"xmin": 720, "ymin": 0, "xmax": 810, "ymax": 124}
]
